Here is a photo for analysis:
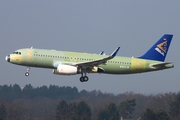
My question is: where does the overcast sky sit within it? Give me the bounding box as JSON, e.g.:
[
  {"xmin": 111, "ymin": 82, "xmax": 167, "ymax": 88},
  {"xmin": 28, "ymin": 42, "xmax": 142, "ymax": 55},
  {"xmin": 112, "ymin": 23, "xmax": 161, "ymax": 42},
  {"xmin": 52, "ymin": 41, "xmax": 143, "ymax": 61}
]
[{"xmin": 1, "ymin": 1, "xmax": 180, "ymax": 94}]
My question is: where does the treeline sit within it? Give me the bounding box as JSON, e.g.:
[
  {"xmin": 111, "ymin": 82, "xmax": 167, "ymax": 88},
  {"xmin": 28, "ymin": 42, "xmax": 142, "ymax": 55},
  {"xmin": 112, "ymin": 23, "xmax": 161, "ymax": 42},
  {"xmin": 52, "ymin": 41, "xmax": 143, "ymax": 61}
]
[
  {"xmin": 0, "ymin": 84, "xmax": 180, "ymax": 120},
  {"xmin": 0, "ymin": 84, "xmax": 78, "ymax": 100}
]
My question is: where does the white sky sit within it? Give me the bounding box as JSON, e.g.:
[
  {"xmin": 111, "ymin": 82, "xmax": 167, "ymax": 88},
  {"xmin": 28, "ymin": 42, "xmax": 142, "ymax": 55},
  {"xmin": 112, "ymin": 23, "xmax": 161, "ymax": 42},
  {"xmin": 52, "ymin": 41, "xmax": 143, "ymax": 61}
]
[{"xmin": 1, "ymin": 1, "xmax": 180, "ymax": 94}]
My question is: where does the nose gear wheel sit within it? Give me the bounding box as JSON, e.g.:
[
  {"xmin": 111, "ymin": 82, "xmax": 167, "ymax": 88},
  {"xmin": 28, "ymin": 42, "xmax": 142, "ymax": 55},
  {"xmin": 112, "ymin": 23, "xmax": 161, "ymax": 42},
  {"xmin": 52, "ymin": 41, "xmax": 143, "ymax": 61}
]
[{"xmin": 25, "ymin": 67, "xmax": 30, "ymax": 76}]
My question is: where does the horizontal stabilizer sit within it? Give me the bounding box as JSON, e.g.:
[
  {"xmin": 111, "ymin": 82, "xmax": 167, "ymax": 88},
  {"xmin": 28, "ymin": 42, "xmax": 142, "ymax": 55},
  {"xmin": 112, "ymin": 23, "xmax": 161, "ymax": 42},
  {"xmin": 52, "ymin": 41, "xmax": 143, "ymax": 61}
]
[{"xmin": 151, "ymin": 62, "xmax": 173, "ymax": 68}]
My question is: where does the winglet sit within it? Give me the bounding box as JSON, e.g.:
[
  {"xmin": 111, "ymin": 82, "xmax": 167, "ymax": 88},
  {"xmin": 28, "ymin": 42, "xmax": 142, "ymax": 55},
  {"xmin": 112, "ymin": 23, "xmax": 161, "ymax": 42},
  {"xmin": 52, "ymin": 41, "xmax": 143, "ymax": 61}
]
[
  {"xmin": 111, "ymin": 47, "xmax": 120, "ymax": 57},
  {"xmin": 99, "ymin": 51, "xmax": 104, "ymax": 55}
]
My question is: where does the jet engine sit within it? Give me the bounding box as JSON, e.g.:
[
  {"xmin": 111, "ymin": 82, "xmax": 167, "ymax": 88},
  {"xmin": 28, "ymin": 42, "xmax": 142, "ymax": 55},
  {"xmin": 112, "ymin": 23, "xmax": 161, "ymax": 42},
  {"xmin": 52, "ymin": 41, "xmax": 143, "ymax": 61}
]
[{"xmin": 53, "ymin": 64, "xmax": 80, "ymax": 75}]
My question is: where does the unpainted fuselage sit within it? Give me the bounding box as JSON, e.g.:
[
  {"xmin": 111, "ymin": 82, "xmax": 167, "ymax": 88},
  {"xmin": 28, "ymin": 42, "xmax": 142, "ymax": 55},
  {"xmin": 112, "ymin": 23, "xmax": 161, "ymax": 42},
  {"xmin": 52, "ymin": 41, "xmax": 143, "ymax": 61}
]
[{"xmin": 7, "ymin": 48, "xmax": 173, "ymax": 74}]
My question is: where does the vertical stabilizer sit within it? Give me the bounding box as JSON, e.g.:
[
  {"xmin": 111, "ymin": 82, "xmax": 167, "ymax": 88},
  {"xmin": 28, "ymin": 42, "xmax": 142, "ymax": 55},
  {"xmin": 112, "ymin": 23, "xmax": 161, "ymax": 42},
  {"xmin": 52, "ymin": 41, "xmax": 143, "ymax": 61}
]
[{"xmin": 139, "ymin": 34, "xmax": 173, "ymax": 62}]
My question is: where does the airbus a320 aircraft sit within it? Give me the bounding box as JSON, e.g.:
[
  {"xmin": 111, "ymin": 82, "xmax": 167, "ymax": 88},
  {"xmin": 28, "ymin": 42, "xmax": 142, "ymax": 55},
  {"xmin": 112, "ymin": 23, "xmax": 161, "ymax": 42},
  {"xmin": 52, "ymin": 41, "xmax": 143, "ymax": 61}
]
[{"xmin": 5, "ymin": 34, "xmax": 174, "ymax": 82}]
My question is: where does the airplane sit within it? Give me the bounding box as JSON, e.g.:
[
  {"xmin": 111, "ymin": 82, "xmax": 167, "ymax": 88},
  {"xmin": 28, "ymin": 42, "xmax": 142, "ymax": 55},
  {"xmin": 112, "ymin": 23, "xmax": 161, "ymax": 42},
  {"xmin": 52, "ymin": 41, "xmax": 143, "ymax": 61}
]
[{"xmin": 5, "ymin": 34, "xmax": 174, "ymax": 82}]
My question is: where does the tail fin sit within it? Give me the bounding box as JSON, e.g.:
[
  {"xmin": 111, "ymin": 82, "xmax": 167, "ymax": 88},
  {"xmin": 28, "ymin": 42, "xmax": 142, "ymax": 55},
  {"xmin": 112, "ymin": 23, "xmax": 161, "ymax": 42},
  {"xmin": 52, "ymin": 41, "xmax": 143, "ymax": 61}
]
[{"xmin": 139, "ymin": 34, "xmax": 173, "ymax": 62}]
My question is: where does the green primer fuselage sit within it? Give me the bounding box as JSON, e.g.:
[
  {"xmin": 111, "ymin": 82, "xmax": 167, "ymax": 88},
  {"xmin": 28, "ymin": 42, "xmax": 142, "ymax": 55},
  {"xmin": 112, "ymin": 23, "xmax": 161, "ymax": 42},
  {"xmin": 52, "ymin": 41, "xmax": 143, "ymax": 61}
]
[{"xmin": 9, "ymin": 48, "xmax": 173, "ymax": 75}]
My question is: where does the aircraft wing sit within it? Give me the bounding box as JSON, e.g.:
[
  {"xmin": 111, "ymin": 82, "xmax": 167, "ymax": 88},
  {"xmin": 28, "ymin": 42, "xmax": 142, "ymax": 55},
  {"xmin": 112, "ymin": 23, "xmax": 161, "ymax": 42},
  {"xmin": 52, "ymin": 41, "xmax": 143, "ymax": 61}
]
[{"xmin": 74, "ymin": 47, "xmax": 120, "ymax": 67}]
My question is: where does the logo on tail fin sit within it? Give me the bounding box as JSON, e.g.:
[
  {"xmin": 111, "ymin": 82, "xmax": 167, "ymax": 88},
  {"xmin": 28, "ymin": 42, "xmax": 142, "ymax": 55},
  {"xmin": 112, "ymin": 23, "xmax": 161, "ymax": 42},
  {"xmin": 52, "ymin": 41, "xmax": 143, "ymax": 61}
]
[{"xmin": 155, "ymin": 38, "xmax": 167, "ymax": 56}]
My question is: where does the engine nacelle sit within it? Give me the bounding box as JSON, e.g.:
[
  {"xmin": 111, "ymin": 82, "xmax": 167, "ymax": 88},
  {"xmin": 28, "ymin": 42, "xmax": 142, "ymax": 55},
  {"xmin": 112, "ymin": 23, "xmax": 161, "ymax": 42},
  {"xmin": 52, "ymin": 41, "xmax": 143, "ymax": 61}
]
[{"xmin": 53, "ymin": 64, "xmax": 79, "ymax": 75}]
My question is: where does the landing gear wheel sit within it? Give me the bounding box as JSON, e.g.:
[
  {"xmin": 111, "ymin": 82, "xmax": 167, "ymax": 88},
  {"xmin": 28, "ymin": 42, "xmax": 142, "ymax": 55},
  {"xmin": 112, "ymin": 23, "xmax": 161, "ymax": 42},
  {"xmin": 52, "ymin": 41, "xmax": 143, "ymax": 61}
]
[
  {"xmin": 25, "ymin": 72, "xmax": 29, "ymax": 76},
  {"xmin": 83, "ymin": 76, "xmax": 89, "ymax": 82},
  {"xmin": 80, "ymin": 76, "xmax": 84, "ymax": 82},
  {"xmin": 79, "ymin": 71, "xmax": 89, "ymax": 82},
  {"xmin": 25, "ymin": 67, "xmax": 30, "ymax": 77},
  {"xmin": 79, "ymin": 76, "xmax": 89, "ymax": 82}
]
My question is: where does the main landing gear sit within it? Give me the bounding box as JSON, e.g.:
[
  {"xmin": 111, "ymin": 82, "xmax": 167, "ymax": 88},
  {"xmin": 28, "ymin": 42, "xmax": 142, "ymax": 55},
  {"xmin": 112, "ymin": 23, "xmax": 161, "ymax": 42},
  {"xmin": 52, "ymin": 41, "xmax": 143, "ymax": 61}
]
[
  {"xmin": 25, "ymin": 67, "xmax": 30, "ymax": 77},
  {"xmin": 79, "ymin": 73, "xmax": 89, "ymax": 82}
]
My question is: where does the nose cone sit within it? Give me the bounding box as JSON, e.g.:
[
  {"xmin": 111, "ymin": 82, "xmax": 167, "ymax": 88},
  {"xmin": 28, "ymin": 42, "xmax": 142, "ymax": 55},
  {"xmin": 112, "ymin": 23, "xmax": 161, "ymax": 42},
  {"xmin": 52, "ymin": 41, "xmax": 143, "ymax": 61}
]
[{"xmin": 5, "ymin": 55, "xmax": 10, "ymax": 62}]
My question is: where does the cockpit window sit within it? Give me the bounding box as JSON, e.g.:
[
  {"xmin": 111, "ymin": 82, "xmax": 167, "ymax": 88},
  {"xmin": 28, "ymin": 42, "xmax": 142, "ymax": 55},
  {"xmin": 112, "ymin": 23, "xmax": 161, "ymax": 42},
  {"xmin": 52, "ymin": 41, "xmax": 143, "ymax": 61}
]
[
  {"xmin": 13, "ymin": 52, "xmax": 21, "ymax": 55},
  {"xmin": 13, "ymin": 52, "xmax": 18, "ymax": 54}
]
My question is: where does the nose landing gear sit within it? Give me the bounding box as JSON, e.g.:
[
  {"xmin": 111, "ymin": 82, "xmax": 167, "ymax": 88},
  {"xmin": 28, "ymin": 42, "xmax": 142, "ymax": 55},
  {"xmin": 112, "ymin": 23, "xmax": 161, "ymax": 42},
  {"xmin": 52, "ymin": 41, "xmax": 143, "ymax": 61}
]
[{"xmin": 25, "ymin": 67, "xmax": 30, "ymax": 76}]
